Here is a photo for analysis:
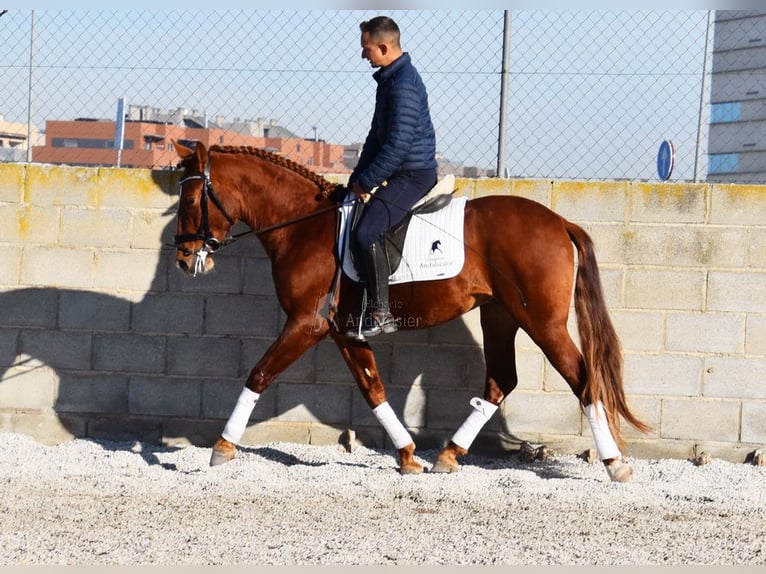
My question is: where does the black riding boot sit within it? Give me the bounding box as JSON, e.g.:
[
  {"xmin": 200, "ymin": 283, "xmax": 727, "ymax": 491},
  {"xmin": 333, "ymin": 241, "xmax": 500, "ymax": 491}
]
[{"xmin": 348, "ymin": 240, "xmax": 398, "ymax": 339}]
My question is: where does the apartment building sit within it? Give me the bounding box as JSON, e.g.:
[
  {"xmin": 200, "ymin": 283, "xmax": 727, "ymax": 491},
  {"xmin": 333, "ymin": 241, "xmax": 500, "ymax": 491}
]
[
  {"xmin": 0, "ymin": 115, "xmax": 40, "ymax": 162},
  {"xmin": 31, "ymin": 105, "xmax": 349, "ymax": 174},
  {"xmin": 708, "ymin": 10, "xmax": 766, "ymax": 183}
]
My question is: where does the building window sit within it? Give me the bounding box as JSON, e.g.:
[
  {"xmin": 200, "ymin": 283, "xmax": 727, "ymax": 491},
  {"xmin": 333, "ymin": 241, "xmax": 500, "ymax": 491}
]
[
  {"xmin": 51, "ymin": 138, "xmax": 79, "ymax": 148},
  {"xmin": 711, "ymin": 102, "xmax": 741, "ymax": 123},
  {"xmin": 51, "ymin": 138, "xmax": 134, "ymax": 149},
  {"xmin": 178, "ymin": 139, "xmax": 198, "ymax": 150},
  {"xmin": 709, "ymin": 153, "xmax": 739, "ymax": 174}
]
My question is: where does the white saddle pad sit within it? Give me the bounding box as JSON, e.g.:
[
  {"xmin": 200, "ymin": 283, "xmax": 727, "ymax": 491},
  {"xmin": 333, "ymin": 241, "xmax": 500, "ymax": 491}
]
[{"xmin": 338, "ymin": 194, "xmax": 468, "ymax": 285}]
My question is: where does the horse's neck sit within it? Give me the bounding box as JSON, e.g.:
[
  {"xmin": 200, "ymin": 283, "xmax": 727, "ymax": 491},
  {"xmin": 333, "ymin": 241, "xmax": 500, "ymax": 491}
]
[
  {"xmin": 239, "ymin": 186, "xmax": 334, "ymax": 263},
  {"xmin": 226, "ymin": 153, "xmax": 337, "ymax": 262}
]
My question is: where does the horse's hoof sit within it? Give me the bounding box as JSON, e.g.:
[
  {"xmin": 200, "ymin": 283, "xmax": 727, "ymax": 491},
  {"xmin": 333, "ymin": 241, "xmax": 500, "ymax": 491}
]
[
  {"xmin": 210, "ymin": 449, "xmax": 236, "ymax": 466},
  {"xmin": 430, "ymin": 459, "xmax": 459, "ymax": 473},
  {"xmin": 397, "ymin": 442, "xmax": 423, "ymax": 475},
  {"xmin": 430, "ymin": 443, "xmax": 466, "ymax": 473},
  {"xmin": 399, "ymin": 462, "xmax": 425, "ymax": 475},
  {"xmin": 209, "ymin": 437, "xmax": 237, "ymax": 467},
  {"xmin": 605, "ymin": 459, "xmax": 633, "ymax": 482}
]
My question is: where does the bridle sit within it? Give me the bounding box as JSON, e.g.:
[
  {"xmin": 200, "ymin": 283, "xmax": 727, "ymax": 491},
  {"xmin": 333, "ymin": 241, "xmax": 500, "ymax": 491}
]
[
  {"xmin": 172, "ymin": 161, "xmax": 235, "ymax": 276},
  {"xmin": 171, "ymin": 158, "xmax": 347, "ymax": 277}
]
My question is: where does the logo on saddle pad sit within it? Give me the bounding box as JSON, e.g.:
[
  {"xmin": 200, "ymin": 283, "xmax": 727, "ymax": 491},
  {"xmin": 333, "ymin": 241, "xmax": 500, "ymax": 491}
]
[{"xmin": 339, "ymin": 196, "xmax": 468, "ymax": 285}]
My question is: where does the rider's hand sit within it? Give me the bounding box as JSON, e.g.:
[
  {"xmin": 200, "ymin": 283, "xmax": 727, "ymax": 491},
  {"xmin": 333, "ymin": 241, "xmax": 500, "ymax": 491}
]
[{"xmin": 351, "ymin": 182, "xmax": 371, "ymax": 203}]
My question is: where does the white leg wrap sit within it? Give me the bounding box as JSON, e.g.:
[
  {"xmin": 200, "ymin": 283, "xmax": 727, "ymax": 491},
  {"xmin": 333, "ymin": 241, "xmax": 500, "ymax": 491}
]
[
  {"xmin": 585, "ymin": 401, "xmax": 621, "ymax": 460},
  {"xmin": 451, "ymin": 397, "xmax": 499, "ymax": 450},
  {"xmin": 373, "ymin": 402, "xmax": 413, "ymax": 449},
  {"xmin": 221, "ymin": 387, "xmax": 260, "ymax": 444}
]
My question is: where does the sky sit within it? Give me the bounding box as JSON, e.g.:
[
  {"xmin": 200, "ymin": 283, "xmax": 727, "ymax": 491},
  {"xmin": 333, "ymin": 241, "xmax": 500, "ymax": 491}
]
[
  {"xmin": 1, "ymin": 4, "xmax": 762, "ymax": 180},
  {"xmin": 9, "ymin": 2, "xmax": 766, "ymax": 8}
]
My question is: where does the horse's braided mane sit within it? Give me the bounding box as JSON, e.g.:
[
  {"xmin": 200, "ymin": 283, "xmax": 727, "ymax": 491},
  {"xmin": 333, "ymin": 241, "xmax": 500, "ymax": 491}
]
[{"xmin": 210, "ymin": 145, "xmax": 338, "ymax": 199}]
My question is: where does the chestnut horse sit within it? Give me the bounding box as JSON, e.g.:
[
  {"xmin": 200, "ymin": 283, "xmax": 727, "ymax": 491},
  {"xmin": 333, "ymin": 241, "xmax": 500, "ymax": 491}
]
[{"xmin": 171, "ymin": 141, "xmax": 650, "ymax": 482}]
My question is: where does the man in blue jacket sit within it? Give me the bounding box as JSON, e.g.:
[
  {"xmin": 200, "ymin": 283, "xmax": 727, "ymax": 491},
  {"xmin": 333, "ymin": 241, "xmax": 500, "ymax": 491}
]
[{"xmin": 347, "ymin": 15, "xmax": 438, "ymax": 339}]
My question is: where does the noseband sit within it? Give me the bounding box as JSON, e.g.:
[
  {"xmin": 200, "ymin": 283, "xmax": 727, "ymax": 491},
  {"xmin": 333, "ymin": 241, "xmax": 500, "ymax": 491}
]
[{"xmin": 173, "ymin": 162, "xmax": 235, "ymax": 276}]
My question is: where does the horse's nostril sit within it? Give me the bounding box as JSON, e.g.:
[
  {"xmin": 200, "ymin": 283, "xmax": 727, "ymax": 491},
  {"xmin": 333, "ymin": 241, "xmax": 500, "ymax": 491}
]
[{"xmin": 177, "ymin": 260, "xmax": 190, "ymax": 273}]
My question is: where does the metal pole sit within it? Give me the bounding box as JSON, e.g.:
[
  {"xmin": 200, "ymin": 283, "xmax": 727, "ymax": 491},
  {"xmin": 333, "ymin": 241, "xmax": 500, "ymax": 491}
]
[
  {"xmin": 114, "ymin": 97, "xmax": 126, "ymax": 168},
  {"xmin": 496, "ymin": 10, "xmax": 512, "ymax": 178},
  {"xmin": 693, "ymin": 10, "xmax": 714, "ymax": 183},
  {"xmin": 26, "ymin": 10, "xmax": 35, "ymax": 163}
]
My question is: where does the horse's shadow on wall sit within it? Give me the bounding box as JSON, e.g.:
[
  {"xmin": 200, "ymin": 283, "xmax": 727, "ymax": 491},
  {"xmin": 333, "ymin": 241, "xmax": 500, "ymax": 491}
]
[{"xmin": 0, "ymin": 174, "xmax": 520, "ymax": 456}]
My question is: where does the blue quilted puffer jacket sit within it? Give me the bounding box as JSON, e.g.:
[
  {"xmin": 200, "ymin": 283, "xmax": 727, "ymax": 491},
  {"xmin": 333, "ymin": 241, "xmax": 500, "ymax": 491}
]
[{"xmin": 351, "ymin": 53, "xmax": 438, "ymax": 192}]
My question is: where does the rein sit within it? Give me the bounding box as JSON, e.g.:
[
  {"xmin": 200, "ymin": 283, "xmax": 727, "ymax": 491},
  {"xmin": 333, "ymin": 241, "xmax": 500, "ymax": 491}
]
[
  {"xmin": 170, "ymin": 154, "xmax": 349, "ymax": 322},
  {"xmin": 226, "ymin": 201, "xmax": 345, "ymax": 243},
  {"xmin": 170, "ymin": 158, "xmax": 348, "ymax": 277},
  {"xmin": 172, "ymin": 161, "xmax": 346, "ymax": 248}
]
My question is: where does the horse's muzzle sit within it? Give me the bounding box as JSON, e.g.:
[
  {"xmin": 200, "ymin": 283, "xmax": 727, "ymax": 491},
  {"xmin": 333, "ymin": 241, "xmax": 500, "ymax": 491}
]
[{"xmin": 176, "ymin": 248, "xmax": 215, "ymax": 276}]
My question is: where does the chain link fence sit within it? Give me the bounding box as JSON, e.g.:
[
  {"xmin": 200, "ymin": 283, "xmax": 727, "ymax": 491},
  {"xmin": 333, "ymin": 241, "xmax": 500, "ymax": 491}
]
[{"xmin": 1, "ymin": 10, "xmax": 721, "ymax": 182}]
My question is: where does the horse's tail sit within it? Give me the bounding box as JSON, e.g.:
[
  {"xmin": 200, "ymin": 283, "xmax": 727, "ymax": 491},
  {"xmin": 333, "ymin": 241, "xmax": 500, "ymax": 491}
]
[{"xmin": 566, "ymin": 220, "xmax": 651, "ymax": 452}]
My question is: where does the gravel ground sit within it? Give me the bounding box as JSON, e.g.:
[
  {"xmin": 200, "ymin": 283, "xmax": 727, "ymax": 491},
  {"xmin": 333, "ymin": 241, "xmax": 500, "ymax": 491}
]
[{"xmin": 0, "ymin": 431, "xmax": 764, "ymax": 566}]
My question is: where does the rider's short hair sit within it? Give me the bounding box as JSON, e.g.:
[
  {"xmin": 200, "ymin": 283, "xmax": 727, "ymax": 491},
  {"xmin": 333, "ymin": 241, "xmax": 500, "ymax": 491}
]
[{"xmin": 360, "ymin": 16, "xmax": 401, "ymax": 47}]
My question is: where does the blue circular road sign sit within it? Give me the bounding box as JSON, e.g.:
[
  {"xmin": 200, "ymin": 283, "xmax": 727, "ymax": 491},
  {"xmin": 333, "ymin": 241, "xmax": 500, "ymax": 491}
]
[{"xmin": 657, "ymin": 140, "xmax": 675, "ymax": 181}]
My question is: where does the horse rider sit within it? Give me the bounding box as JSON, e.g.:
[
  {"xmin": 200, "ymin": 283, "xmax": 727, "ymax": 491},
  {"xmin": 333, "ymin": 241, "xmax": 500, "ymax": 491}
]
[{"xmin": 346, "ymin": 15, "xmax": 439, "ymax": 339}]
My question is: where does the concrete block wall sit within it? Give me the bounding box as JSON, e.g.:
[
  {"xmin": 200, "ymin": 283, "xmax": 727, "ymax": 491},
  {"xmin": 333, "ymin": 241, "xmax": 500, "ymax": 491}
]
[{"xmin": 0, "ymin": 163, "xmax": 764, "ymax": 463}]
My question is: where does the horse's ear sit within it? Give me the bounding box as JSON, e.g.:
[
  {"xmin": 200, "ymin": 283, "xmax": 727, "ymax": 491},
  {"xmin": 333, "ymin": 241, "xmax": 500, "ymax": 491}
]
[
  {"xmin": 193, "ymin": 140, "xmax": 208, "ymax": 165},
  {"xmin": 173, "ymin": 139, "xmax": 207, "ymax": 170},
  {"xmin": 173, "ymin": 139, "xmax": 194, "ymax": 160}
]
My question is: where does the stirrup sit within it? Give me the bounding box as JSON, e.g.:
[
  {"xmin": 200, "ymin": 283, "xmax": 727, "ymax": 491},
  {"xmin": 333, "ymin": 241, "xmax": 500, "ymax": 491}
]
[
  {"xmin": 346, "ymin": 290, "xmax": 371, "ymax": 341},
  {"xmin": 345, "ymin": 311, "xmax": 398, "ymax": 341},
  {"xmin": 360, "ymin": 311, "xmax": 398, "ymax": 338}
]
